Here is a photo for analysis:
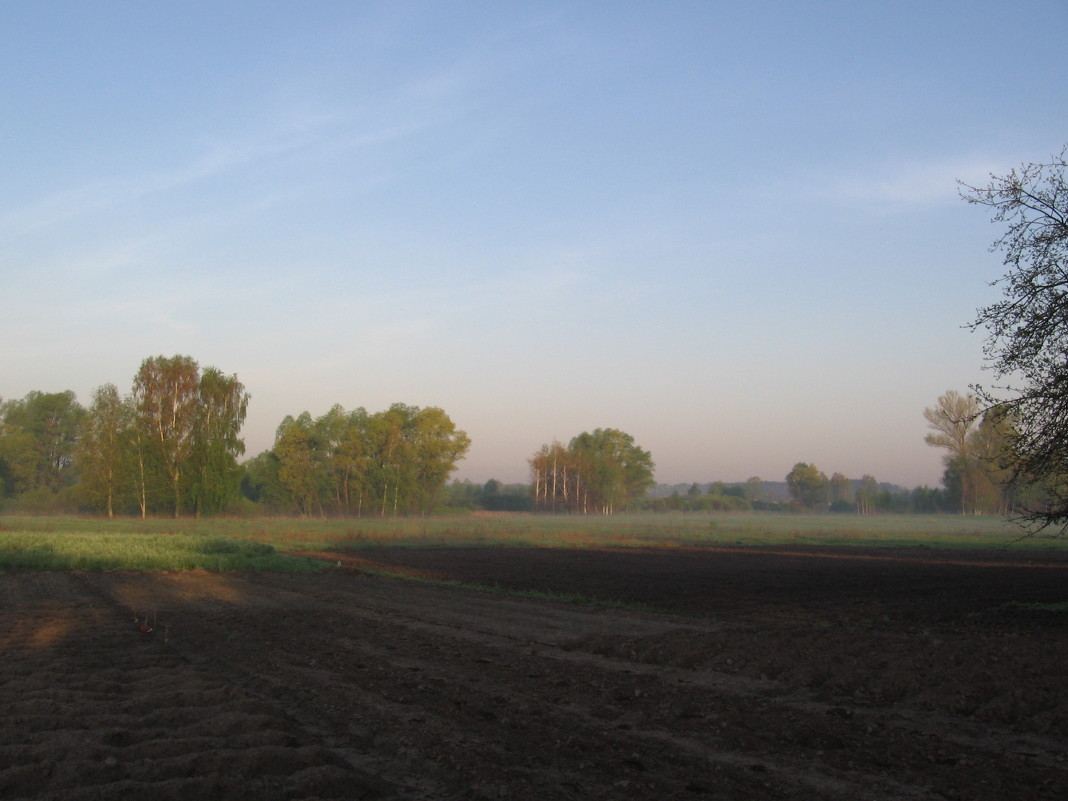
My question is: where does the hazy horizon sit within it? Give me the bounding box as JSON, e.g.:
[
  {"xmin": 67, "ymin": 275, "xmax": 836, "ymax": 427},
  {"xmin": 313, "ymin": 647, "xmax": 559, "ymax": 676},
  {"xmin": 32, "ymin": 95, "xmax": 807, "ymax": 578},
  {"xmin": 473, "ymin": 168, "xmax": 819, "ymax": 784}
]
[{"xmin": 4, "ymin": 2, "xmax": 1066, "ymax": 490}]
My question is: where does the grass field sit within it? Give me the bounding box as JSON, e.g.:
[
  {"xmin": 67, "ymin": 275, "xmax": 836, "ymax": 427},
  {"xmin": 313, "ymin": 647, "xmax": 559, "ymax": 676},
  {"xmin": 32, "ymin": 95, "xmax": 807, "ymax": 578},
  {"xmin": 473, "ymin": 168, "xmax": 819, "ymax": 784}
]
[
  {"xmin": 0, "ymin": 511, "xmax": 1063, "ymax": 572},
  {"xmin": 0, "ymin": 519, "xmax": 320, "ymax": 572}
]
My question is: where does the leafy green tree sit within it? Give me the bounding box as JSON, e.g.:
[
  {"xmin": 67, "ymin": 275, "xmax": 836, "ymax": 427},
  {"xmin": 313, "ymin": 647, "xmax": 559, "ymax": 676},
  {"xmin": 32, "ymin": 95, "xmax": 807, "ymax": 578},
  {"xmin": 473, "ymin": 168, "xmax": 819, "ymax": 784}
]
[
  {"xmin": 530, "ymin": 441, "xmax": 573, "ymax": 512},
  {"xmin": 406, "ymin": 406, "xmax": 471, "ymax": 514},
  {"xmin": 241, "ymin": 450, "xmax": 288, "ymax": 512},
  {"xmin": 314, "ymin": 405, "xmax": 350, "ymax": 513},
  {"xmin": 924, "ymin": 390, "xmax": 1018, "ymax": 515},
  {"xmin": 924, "ymin": 390, "xmax": 980, "ymax": 513},
  {"xmin": 0, "ymin": 422, "xmax": 37, "ymax": 498},
  {"xmin": 721, "ymin": 484, "xmax": 747, "ymax": 500},
  {"xmin": 0, "ymin": 429, "xmax": 35, "ymax": 499},
  {"xmin": 130, "ymin": 414, "xmax": 167, "ymax": 517},
  {"xmin": 262, "ymin": 403, "xmax": 469, "ymax": 517},
  {"xmin": 475, "ymin": 479, "xmax": 534, "ymax": 512},
  {"xmin": 744, "ymin": 476, "xmax": 766, "ymax": 504},
  {"xmin": 786, "ymin": 462, "xmax": 829, "ymax": 511},
  {"xmin": 932, "ymin": 409, "xmax": 1016, "ymax": 517},
  {"xmin": 361, "ymin": 404, "xmax": 470, "ymax": 516},
  {"xmin": 569, "ymin": 428, "xmax": 653, "ymax": 514},
  {"xmin": 531, "ymin": 429, "xmax": 654, "ymax": 514},
  {"xmin": 700, "ymin": 486, "xmax": 751, "ymax": 512},
  {"xmin": 687, "ymin": 482, "xmax": 703, "ymax": 503},
  {"xmin": 939, "ymin": 457, "xmax": 962, "ymax": 513},
  {"xmin": 187, "ymin": 368, "xmax": 249, "ymax": 516},
  {"xmin": 968, "ymin": 408, "xmax": 1016, "ymax": 515},
  {"xmin": 330, "ymin": 406, "xmax": 373, "ymax": 516},
  {"xmin": 132, "ymin": 355, "xmax": 249, "ymax": 517},
  {"xmin": 275, "ymin": 412, "xmax": 330, "ymax": 516},
  {"xmin": 133, "ymin": 355, "xmax": 201, "ymax": 517},
  {"xmin": 442, "ymin": 479, "xmax": 481, "ymax": 510},
  {"xmin": 368, "ymin": 403, "xmax": 412, "ymax": 516},
  {"xmin": 75, "ymin": 384, "xmax": 134, "ymax": 517},
  {"xmin": 911, "ymin": 484, "xmax": 948, "ymax": 513},
  {"xmin": 828, "ymin": 472, "xmax": 853, "ymax": 511},
  {"xmin": 0, "ymin": 390, "xmax": 85, "ymax": 494},
  {"xmin": 268, "ymin": 403, "xmax": 370, "ymax": 516},
  {"xmin": 856, "ymin": 474, "xmax": 879, "ymax": 515}
]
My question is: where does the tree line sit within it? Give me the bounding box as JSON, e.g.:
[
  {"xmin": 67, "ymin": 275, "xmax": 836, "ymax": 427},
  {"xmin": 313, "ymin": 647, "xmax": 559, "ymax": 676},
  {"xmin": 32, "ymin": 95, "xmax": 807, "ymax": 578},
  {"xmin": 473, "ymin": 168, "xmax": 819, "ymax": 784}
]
[
  {"xmin": 0, "ymin": 366, "xmax": 1058, "ymax": 521},
  {"xmin": 242, "ymin": 403, "xmax": 471, "ymax": 517},
  {"xmin": 0, "ymin": 365, "xmax": 1022, "ymax": 520},
  {"xmin": 0, "ymin": 355, "xmax": 249, "ymax": 518},
  {"xmin": 0, "ymin": 355, "xmax": 471, "ymax": 518},
  {"xmin": 779, "ymin": 465, "xmax": 959, "ymax": 514},
  {"xmin": 766, "ymin": 387, "xmax": 1042, "ymax": 517}
]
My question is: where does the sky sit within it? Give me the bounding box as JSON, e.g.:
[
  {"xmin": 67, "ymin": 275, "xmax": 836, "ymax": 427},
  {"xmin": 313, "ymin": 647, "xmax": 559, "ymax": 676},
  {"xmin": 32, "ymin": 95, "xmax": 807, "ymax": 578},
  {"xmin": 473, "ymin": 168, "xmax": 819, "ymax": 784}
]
[{"xmin": 2, "ymin": 1, "xmax": 1066, "ymax": 489}]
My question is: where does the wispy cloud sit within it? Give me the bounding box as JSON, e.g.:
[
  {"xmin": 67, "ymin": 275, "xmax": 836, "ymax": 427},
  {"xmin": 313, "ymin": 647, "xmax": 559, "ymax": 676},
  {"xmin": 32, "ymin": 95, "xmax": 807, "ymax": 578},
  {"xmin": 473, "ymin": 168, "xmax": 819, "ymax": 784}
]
[
  {"xmin": 0, "ymin": 84, "xmax": 463, "ymax": 240},
  {"xmin": 0, "ymin": 128, "xmax": 317, "ymax": 236}
]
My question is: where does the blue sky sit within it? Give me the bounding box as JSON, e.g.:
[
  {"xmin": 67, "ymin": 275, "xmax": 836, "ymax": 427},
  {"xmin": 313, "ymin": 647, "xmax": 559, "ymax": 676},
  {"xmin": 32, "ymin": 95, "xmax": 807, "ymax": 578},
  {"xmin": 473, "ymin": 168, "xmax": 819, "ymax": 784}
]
[{"xmin": 2, "ymin": 1, "xmax": 1066, "ymax": 488}]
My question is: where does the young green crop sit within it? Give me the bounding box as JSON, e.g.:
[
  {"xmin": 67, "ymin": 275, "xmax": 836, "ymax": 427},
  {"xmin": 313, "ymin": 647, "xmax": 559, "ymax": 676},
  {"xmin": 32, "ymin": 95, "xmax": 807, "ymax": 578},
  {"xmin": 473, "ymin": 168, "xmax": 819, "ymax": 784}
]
[
  {"xmin": 2, "ymin": 512, "xmax": 1061, "ymax": 572},
  {"xmin": 0, "ymin": 525, "xmax": 320, "ymax": 572}
]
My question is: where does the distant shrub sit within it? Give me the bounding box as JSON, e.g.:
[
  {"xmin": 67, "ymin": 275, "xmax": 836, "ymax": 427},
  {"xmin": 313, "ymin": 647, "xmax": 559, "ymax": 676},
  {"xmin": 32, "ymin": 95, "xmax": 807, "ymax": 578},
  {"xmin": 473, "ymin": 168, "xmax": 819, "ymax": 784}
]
[{"xmin": 11, "ymin": 488, "xmax": 63, "ymax": 514}]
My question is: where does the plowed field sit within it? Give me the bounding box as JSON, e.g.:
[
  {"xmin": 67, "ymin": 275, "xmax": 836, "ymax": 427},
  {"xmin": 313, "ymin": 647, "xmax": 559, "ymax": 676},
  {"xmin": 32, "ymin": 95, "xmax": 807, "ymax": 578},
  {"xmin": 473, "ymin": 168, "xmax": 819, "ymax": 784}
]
[{"xmin": 2, "ymin": 545, "xmax": 1067, "ymax": 799}]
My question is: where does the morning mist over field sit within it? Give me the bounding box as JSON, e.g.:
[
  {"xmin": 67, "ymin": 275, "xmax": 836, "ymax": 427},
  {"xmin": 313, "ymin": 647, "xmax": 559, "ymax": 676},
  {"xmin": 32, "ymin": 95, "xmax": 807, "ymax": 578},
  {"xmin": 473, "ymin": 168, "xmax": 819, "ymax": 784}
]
[{"xmin": 3, "ymin": 1, "xmax": 1066, "ymax": 489}]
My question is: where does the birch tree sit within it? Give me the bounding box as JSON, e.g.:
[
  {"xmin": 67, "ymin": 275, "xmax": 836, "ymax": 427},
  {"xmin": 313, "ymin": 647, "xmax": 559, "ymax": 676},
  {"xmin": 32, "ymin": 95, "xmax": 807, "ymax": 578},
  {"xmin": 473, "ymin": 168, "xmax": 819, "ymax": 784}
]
[
  {"xmin": 856, "ymin": 474, "xmax": 879, "ymax": 515},
  {"xmin": 530, "ymin": 429, "xmax": 653, "ymax": 514},
  {"xmin": 133, "ymin": 355, "xmax": 200, "ymax": 517},
  {"xmin": 188, "ymin": 367, "xmax": 249, "ymax": 516},
  {"xmin": 132, "ymin": 355, "xmax": 247, "ymax": 518},
  {"xmin": 75, "ymin": 384, "xmax": 133, "ymax": 518},
  {"xmin": 275, "ymin": 413, "xmax": 329, "ymax": 516},
  {"xmin": 267, "ymin": 403, "xmax": 469, "ymax": 517}
]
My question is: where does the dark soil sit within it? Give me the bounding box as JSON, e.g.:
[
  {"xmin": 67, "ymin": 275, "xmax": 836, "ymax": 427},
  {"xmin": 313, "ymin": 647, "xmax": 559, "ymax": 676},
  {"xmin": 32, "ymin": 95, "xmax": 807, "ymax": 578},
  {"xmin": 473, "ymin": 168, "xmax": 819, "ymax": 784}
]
[{"xmin": 2, "ymin": 544, "xmax": 1067, "ymax": 799}]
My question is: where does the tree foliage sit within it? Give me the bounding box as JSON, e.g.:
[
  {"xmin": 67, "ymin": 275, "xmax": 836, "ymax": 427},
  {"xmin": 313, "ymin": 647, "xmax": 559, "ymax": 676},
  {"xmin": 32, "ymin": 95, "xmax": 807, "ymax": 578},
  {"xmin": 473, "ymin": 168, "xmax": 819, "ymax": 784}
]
[
  {"xmin": 74, "ymin": 384, "xmax": 132, "ymax": 518},
  {"xmin": 443, "ymin": 479, "xmax": 535, "ymax": 512},
  {"xmin": 961, "ymin": 149, "xmax": 1068, "ymax": 533},
  {"xmin": 188, "ymin": 368, "xmax": 250, "ymax": 516},
  {"xmin": 529, "ymin": 428, "xmax": 654, "ymax": 514},
  {"xmin": 2, "ymin": 357, "xmax": 474, "ymax": 517},
  {"xmin": 132, "ymin": 356, "xmax": 202, "ymax": 517},
  {"xmin": 744, "ymin": 476, "xmax": 765, "ymax": 503},
  {"xmin": 0, "ymin": 419, "xmax": 38, "ymax": 499},
  {"xmin": 923, "ymin": 390, "xmax": 980, "ymax": 514},
  {"xmin": 74, "ymin": 355, "xmax": 249, "ymax": 517},
  {"xmin": 263, "ymin": 403, "xmax": 470, "ymax": 517},
  {"xmin": 828, "ymin": 472, "xmax": 853, "ymax": 511},
  {"xmin": 923, "ymin": 390, "xmax": 1016, "ymax": 516},
  {"xmin": 785, "ymin": 462, "xmax": 829, "ymax": 511},
  {"xmin": 0, "ymin": 391, "xmax": 85, "ymax": 497}
]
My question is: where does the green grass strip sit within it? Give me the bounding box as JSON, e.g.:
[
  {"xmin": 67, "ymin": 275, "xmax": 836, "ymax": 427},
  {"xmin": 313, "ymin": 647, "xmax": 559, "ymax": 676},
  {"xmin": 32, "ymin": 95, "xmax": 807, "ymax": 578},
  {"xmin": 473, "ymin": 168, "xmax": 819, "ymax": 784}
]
[{"xmin": 0, "ymin": 529, "xmax": 320, "ymax": 573}]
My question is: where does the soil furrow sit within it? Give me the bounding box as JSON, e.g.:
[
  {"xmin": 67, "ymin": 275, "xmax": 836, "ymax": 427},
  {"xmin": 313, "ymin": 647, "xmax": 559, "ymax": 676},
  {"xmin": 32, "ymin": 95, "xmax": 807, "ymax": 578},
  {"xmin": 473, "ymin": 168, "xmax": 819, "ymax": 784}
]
[{"xmin": 2, "ymin": 545, "xmax": 1067, "ymax": 800}]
